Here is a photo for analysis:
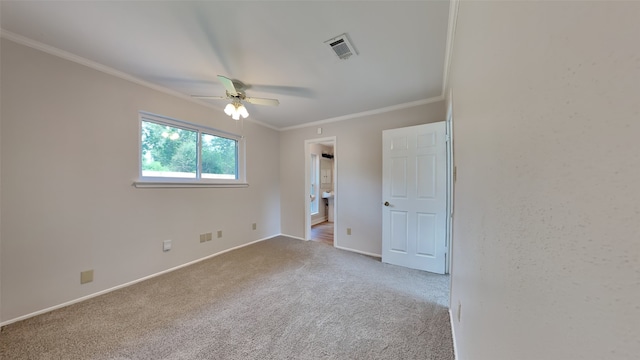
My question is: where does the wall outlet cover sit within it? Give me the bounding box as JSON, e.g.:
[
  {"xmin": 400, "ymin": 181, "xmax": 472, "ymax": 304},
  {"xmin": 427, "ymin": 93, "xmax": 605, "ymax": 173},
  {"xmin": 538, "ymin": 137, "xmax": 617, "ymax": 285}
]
[{"xmin": 81, "ymin": 270, "xmax": 94, "ymax": 284}]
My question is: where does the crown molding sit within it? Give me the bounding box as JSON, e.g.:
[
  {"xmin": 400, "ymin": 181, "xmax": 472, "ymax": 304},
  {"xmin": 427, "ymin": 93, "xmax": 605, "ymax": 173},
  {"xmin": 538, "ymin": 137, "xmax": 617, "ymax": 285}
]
[
  {"xmin": 0, "ymin": 29, "xmax": 279, "ymax": 131},
  {"xmin": 280, "ymin": 0, "xmax": 458, "ymax": 132},
  {"xmin": 279, "ymin": 96, "xmax": 445, "ymax": 132},
  {"xmin": 1, "ymin": 24, "xmax": 450, "ymax": 133},
  {"xmin": 0, "ymin": 29, "xmax": 203, "ymax": 105},
  {"xmin": 441, "ymin": 0, "xmax": 460, "ymax": 100}
]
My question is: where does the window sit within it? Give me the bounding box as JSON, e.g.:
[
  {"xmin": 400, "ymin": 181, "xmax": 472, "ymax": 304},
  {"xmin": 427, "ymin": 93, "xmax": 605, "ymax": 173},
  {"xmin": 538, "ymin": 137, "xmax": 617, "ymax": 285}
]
[{"xmin": 135, "ymin": 112, "xmax": 246, "ymax": 187}]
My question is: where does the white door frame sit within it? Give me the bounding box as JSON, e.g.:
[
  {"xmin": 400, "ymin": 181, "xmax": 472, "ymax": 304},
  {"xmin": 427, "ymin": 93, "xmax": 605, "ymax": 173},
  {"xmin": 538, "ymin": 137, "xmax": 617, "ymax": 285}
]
[
  {"xmin": 304, "ymin": 137, "xmax": 337, "ymax": 245},
  {"xmin": 445, "ymin": 90, "xmax": 455, "ymax": 275},
  {"xmin": 382, "ymin": 122, "xmax": 447, "ymax": 273}
]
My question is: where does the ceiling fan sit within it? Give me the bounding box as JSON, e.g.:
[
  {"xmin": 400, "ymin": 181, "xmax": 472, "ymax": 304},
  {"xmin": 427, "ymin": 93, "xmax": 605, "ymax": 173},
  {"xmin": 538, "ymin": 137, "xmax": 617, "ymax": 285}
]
[{"xmin": 192, "ymin": 75, "xmax": 279, "ymax": 120}]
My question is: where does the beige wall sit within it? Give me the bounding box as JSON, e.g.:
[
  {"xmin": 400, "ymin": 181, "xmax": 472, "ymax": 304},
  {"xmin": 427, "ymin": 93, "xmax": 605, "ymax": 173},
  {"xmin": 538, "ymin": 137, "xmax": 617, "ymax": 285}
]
[
  {"xmin": 449, "ymin": 2, "xmax": 640, "ymax": 359},
  {"xmin": 0, "ymin": 39, "xmax": 281, "ymax": 323},
  {"xmin": 280, "ymin": 101, "xmax": 446, "ymax": 255}
]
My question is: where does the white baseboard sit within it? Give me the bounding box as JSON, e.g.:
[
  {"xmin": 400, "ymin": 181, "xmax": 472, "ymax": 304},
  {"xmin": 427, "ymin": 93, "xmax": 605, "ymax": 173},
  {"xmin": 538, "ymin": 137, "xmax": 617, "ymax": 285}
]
[
  {"xmin": 280, "ymin": 234, "xmax": 381, "ymax": 259},
  {"xmin": 0, "ymin": 234, "xmax": 280, "ymax": 327},
  {"xmin": 311, "ymin": 216, "xmax": 328, "ymax": 226},
  {"xmin": 334, "ymin": 245, "xmax": 381, "ymax": 258},
  {"xmin": 280, "ymin": 233, "xmax": 307, "ymax": 241},
  {"xmin": 449, "ymin": 309, "xmax": 459, "ymax": 360}
]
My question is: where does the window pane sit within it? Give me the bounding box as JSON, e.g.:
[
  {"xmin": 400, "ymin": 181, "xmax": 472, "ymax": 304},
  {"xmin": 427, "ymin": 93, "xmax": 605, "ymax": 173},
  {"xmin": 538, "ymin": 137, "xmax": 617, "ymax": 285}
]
[
  {"xmin": 201, "ymin": 133, "xmax": 237, "ymax": 179},
  {"xmin": 141, "ymin": 121, "xmax": 197, "ymax": 178}
]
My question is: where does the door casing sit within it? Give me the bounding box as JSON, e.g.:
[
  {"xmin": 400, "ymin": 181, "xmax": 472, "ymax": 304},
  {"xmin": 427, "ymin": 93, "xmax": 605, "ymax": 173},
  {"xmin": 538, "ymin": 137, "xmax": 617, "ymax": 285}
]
[
  {"xmin": 382, "ymin": 122, "xmax": 448, "ymax": 274},
  {"xmin": 304, "ymin": 137, "xmax": 337, "ymax": 244}
]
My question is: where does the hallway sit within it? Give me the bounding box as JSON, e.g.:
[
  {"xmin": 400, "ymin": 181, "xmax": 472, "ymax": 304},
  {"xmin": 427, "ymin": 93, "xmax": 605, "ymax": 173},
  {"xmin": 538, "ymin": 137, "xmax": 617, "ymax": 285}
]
[{"xmin": 310, "ymin": 221, "xmax": 333, "ymax": 246}]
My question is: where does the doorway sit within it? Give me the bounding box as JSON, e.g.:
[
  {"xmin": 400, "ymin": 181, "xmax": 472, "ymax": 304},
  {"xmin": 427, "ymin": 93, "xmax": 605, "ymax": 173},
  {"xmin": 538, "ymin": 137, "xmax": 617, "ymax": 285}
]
[{"xmin": 305, "ymin": 137, "xmax": 337, "ymax": 246}]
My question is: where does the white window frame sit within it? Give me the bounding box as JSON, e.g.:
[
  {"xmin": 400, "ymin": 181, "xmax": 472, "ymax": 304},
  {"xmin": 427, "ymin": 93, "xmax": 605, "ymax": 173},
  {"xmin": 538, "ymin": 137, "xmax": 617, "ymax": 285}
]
[{"xmin": 134, "ymin": 111, "xmax": 247, "ymax": 188}]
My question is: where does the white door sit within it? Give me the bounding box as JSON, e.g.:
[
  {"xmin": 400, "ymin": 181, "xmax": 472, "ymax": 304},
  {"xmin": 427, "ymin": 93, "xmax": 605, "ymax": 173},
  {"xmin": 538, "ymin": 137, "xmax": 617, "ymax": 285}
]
[{"xmin": 382, "ymin": 122, "xmax": 447, "ymax": 274}]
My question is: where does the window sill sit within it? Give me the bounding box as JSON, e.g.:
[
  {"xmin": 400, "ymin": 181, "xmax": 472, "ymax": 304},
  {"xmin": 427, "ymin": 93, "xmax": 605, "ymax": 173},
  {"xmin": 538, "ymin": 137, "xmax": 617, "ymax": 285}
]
[{"xmin": 133, "ymin": 180, "xmax": 249, "ymax": 188}]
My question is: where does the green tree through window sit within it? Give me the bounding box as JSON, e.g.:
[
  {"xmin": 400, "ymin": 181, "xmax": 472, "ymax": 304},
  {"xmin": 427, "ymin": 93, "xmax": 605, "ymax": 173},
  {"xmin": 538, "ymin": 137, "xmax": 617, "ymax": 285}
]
[
  {"xmin": 141, "ymin": 118, "xmax": 238, "ymax": 180},
  {"xmin": 202, "ymin": 133, "xmax": 237, "ymax": 178}
]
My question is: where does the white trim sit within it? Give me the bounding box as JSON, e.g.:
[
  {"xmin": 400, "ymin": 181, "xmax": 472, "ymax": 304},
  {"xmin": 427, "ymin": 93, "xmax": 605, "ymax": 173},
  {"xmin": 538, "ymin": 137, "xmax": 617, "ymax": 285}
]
[
  {"xmin": 311, "ymin": 216, "xmax": 328, "ymax": 226},
  {"xmin": 0, "ymin": 29, "xmax": 448, "ymax": 133},
  {"xmin": 442, "ymin": 0, "xmax": 461, "ymax": 97},
  {"xmin": 445, "ymin": 90, "xmax": 455, "ymax": 275},
  {"xmin": 136, "ymin": 111, "xmax": 247, "ymax": 186},
  {"xmin": 0, "ymin": 29, "xmax": 279, "ymax": 131},
  {"xmin": 280, "ymin": 234, "xmax": 306, "ymax": 241},
  {"xmin": 304, "ymin": 137, "xmax": 337, "ymax": 243},
  {"xmin": 449, "ymin": 309, "xmax": 460, "ymax": 360},
  {"xmin": 140, "ymin": 111, "xmax": 245, "ymax": 140},
  {"xmin": 133, "ymin": 181, "xmax": 249, "ymax": 188},
  {"xmin": 334, "ymin": 245, "xmax": 381, "ymax": 259},
  {"xmin": 280, "ymin": 97, "xmax": 444, "ymax": 131},
  {"xmin": 0, "ymin": 234, "xmax": 279, "ymax": 327}
]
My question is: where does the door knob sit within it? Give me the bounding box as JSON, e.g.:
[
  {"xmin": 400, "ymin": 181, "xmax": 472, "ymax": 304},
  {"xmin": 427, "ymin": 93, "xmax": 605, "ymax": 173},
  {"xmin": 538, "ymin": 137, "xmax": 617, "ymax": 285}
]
[{"xmin": 384, "ymin": 201, "xmax": 390, "ymax": 206}]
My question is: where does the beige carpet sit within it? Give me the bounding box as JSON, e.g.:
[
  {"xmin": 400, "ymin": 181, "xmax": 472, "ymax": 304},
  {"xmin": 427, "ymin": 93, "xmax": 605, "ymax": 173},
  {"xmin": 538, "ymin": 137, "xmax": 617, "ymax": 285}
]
[{"xmin": 0, "ymin": 236, "xmax": 453, "ymax": 359}]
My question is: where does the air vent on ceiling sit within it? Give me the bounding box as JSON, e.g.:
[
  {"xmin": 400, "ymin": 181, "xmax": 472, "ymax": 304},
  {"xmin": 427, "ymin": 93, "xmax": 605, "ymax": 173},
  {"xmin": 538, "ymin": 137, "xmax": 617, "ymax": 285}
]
[{"xmin": 325, "ymin": 33, "xmax": 357, "ymax": 60}]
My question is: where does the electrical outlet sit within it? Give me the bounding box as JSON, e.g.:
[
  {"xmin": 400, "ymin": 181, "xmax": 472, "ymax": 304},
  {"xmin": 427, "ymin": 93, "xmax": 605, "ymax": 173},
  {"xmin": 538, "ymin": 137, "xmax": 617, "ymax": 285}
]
[
  {"xmin": 200, "ymin": 234, "xmax": 206, "ymax": 243},
  {"xmin": 252, "ymin": 223, "xmax": 257, "ymax": 230},
  {"xmin": 206, "ymin": 232, "xmax": 212, "ymax": 241},
  {"xmin": 80, "ymin": 270, "xmax": 94, "ymax": 284},
  {"xmin": 347, "ymin": 228, "xmax": 352, "ymax": 235},
  {"xmin": 217, "ymin": 230, "xmax": 222, "ymax": 238},
  {"xmin": 163, "ymin": 239, "xmax": 172, "ymax": 252}
]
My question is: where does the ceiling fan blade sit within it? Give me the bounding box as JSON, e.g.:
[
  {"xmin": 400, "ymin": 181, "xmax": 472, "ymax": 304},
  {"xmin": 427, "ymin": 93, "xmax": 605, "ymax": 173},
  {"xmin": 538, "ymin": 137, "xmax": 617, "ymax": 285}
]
[
  {"xmin": 249, "ymin": 84, "xmax": 315, "ymax": 98},
  {"xmin": 191, "ymin": 95, "xmax": 227, "ymax": 100},
  {"xmin": 217, "ymin": 75, "xmax": 238, "ymax": 96},
  {"xmin": 244, "ymin": 97, "xmax": 280, "ymax": 106}
]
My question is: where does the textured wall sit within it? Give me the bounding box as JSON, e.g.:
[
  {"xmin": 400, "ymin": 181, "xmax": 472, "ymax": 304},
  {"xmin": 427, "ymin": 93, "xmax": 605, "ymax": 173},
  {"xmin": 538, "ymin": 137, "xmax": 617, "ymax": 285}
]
[
  {"xmin": 0, "ymin": 39, "xmax": 281, "ymax": 323},
  {"xmin": 449, "ymin": 2, "xmax": 640, "ymax": 359},
  {"xmin": 279, "ymin": 101, "xmax": 446, "ymax": 256}
]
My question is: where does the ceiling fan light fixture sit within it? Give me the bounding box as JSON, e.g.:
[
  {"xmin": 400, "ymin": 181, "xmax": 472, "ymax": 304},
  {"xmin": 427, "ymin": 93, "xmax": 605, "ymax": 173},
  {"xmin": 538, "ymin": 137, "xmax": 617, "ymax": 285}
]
[
  {"xmin": 192, "ymin": 75, "xmax": 277, "ymax": 120},
  {"xmin": 238, "ymin": 104, "xmax": 249, "ymax": 119},
  {"xmin": 224, "ymin": 101, "xmax": 249, "ymax": 120},
  {"xmin": 224, "ymin": 103, "xmax": 235, "ymax": 116}
]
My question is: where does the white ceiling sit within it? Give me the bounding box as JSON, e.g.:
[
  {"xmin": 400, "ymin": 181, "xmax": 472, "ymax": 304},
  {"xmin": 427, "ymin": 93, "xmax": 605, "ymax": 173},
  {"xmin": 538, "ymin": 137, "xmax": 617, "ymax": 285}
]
[{"xmin": 0, "ymin": 1, "xmax": 451, "ymax": 130}]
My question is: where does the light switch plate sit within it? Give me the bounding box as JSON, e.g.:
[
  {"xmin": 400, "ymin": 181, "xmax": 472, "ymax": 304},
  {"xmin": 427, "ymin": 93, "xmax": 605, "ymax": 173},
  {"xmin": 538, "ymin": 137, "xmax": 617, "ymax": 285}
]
[{"xmin": 163, "ymin": 239, "xmax": 172, "ymax": 252}]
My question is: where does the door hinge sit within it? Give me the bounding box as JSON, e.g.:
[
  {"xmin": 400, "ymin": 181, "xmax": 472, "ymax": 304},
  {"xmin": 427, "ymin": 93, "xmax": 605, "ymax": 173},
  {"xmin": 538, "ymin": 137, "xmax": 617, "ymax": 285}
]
[{"xmin": 445, "ymin": 134, "xmax": 451, "ymax": 142}]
